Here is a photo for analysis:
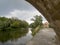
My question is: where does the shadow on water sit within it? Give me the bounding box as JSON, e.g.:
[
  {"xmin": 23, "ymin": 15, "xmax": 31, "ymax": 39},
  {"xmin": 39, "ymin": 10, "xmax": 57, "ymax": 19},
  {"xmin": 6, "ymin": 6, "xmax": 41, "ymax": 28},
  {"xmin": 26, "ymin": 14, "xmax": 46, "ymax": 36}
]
[{"xmin": 0, "ymin": 28, "xmax": 33, "ymax": 45}]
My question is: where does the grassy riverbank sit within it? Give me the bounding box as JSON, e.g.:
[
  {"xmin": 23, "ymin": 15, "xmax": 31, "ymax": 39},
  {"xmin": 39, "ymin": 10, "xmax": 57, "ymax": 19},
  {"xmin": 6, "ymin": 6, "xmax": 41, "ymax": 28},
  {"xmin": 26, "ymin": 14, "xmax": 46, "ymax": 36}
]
[{"xmin": 32, "ymin": 25, "xmax": 43, "ymax": 36}]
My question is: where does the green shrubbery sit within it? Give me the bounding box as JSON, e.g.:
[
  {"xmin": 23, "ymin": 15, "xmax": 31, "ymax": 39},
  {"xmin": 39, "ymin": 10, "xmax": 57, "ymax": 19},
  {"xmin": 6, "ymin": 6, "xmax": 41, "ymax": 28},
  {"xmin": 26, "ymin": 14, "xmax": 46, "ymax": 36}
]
[
  {"xmin": 0, "ymin": 17, "xmax": 29, "ymax": 31},
  {"xmin": 0, "ymin": 17, "xmax": 29, "ymax": 42},
  {"xmin": 29, "ymin": 15, "xmax": 43, "ymax": 36},
  {"xmin": 29, "ymin": 15, "xmax": 42, "ymax": 28}
]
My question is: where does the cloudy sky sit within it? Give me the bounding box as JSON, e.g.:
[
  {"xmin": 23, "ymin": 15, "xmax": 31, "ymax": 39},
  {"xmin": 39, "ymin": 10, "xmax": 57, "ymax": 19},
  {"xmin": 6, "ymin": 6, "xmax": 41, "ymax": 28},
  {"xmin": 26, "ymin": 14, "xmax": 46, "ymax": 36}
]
[{"xmin": 0, "ymin": 0, "xmax": 47, "ymax": 24}]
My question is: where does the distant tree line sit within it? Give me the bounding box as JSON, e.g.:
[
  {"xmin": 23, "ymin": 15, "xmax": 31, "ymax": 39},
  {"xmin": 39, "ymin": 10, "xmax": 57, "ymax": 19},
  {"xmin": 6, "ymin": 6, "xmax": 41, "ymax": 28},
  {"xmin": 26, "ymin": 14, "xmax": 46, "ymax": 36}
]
[
  {"xmin": 0, "ymin": 17, "xmax": 29, "ymax": 31},
  {"xmin": 0, "ymin": 17, "xmax": 29, "ymax": 42}
]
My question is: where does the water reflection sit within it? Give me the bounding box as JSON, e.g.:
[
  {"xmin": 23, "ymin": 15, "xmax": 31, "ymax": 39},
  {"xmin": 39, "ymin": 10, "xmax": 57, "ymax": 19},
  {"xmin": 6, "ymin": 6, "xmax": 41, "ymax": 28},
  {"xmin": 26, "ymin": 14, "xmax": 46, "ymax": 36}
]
[{"xmin": 0, "ymin": 28, "xmax": 32, "ymax": 45}]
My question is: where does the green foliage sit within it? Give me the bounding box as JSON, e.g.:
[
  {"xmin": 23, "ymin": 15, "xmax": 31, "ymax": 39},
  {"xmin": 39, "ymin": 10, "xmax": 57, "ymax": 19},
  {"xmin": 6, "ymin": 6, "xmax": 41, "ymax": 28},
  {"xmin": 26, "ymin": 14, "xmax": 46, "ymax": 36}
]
[
  {"xmin": 29, "ymin": 15, "xmax": 43, "ymax": 36},
  {"xmin": 0, "ymin": 15, "xmax": 43, "ymax": 42},
  {"xmin": 0, "ymin": 17, "xmax": 29, "ymax": 31},
  {"xmin": 10, "ymin": 20, "xmax": 20, "ymax": 28},
  {"xmin": 30, "ymin": 15, "xmax": 42, "ymax": 28},
  {"xmin": 19, "ymin": 20, "xmax": 29, "ymax": 28},
  {"xmin": 0, "ymin": 17, "xmax": 29, "ymax": 42}
]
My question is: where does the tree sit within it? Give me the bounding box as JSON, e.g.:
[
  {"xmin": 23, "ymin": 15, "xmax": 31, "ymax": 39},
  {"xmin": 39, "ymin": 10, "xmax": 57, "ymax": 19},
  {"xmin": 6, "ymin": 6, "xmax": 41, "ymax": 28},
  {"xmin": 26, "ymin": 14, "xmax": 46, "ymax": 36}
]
[
  {"xmin": 30, "ymin": 15, "xmax": 42, "ymax": 28},
  {"xmin": 0, "ymin": 17, "xmax": 29, "ymax": 31}
]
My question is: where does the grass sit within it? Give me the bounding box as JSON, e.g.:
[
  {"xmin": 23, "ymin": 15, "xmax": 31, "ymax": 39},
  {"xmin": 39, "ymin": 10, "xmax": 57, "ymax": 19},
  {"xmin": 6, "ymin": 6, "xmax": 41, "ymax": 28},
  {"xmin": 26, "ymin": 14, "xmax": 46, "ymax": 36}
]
[{"xmin": 32, "ymin": 25, "xmax": 43, "ymax": 36}]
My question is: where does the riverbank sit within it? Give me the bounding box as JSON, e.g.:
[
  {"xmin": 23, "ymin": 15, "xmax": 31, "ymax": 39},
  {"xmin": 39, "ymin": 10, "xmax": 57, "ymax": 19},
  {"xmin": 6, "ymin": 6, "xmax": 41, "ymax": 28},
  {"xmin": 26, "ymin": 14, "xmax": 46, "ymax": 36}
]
[
  {"xmin": 26, "ymin": 28, "xmax": 60, "ymax": 45},
  {"xmin": 32, "ymin": 25, "xmax": 43, "ymax": 36}
]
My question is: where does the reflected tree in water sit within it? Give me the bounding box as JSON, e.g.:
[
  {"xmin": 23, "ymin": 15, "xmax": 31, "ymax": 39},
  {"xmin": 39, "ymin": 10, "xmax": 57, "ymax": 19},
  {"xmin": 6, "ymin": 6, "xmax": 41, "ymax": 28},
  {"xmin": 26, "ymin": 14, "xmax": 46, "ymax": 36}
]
[{"xmin": 0, "ymin": 17, "xmax": 29, "ymax": 43}]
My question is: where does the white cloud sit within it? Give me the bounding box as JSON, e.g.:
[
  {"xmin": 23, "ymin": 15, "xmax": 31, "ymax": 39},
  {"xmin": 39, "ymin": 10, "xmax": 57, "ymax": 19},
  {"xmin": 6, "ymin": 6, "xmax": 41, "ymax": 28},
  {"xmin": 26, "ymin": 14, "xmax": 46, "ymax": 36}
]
[
  {"xmin": 2, "ymin": 9, "xmax": 47, "ymax": 24},
  {"xmin": 0, "ymin": 0, "xmax": 48, "ymax": 24},
  {"xmin": 4, "ymin": 10, "xmax": 41, "ymax": 19}
]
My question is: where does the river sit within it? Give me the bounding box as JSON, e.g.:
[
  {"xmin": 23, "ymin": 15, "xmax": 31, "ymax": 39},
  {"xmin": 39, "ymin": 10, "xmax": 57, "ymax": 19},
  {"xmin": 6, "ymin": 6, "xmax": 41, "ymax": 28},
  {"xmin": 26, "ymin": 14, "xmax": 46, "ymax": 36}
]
[
  {"xmin": 0, "ymin": 28, "xmax": 33, "ymax": 45},
  {"xmin": 27, "ymin": 28, "xmax": 60, "ymax": 45}
]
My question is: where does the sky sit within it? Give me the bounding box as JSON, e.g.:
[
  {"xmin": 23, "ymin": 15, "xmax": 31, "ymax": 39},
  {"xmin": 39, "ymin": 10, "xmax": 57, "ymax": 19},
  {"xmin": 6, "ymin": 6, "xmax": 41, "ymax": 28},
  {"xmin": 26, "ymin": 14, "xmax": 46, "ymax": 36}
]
[{"xmin": 0, "ymin": 0, "xmax": 47, "ymax": 24}]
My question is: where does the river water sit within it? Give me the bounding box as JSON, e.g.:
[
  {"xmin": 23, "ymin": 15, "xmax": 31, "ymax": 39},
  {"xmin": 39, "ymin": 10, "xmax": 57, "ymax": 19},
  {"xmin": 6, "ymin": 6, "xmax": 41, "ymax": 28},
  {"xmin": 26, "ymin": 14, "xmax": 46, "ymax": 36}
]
[
  {"xmin": 0, "ymin": 28, "xmax": 60, "ymax": 45},
  {"xmin": 27, "ymin": 28, "xmax": 60, "ymax": 45},
  {"xmin": 0, "ymin": 28, "xmax": 33, "ymax": 45}
]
